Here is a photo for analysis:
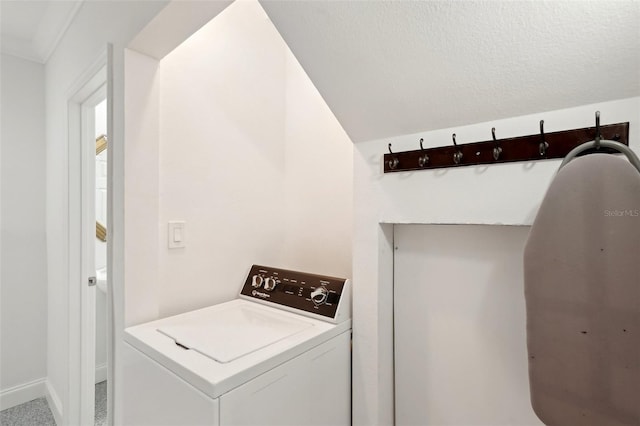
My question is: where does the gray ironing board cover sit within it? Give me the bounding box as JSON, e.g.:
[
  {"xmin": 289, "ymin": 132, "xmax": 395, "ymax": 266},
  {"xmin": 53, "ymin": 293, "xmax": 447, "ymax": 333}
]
[{"xmin": 524, "ymin": 154, "xmax": 640, "ymax": 425}]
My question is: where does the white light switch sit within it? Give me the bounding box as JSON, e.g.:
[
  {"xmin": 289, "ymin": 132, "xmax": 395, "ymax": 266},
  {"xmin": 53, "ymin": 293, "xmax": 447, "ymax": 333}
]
[{"xmin": 168, "ymin": 221, "xmax": 186, "ymax": 249}]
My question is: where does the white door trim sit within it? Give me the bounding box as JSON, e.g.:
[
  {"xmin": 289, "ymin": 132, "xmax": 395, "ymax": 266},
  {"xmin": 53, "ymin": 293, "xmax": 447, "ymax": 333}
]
[{"xmin": 67, "ymin": 53, "xmax": 107, "ymax": 426}]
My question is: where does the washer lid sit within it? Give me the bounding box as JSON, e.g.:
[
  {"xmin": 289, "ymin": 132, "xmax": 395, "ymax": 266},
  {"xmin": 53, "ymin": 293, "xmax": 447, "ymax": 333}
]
[{"xmin": 157, "ymin": 304, "xmax": 313, "ymax": 363}]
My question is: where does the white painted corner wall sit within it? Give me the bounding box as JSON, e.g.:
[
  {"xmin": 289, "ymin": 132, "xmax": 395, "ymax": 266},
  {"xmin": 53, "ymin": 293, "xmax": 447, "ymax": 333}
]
[
  {"xmin": 351, "ymin": 97, "xmax": 640, "ymax": 425},
  {"xmin": 155, "ymin": 0, "xmax": 289, "ymax": 317},
  {"xmin": 123, "ymin": 48, "xmax": 161, "ymax": 327},
  {"xmin": 124, "ymin": 0, "xmax": 352, "ymax": 324},
  {"xmin": 0, "ymin": 53, "xmax": 48, "ymax": 410}
]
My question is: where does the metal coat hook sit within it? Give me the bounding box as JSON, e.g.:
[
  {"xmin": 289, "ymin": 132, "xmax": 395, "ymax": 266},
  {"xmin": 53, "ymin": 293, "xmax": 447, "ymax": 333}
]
[
  {"xmin": 452, "ymin": 133, "xmax": 463, "ymax": 164},
  {"xmin": 418, "ymin": 138, "xmax": 429, "ymax": 167},
  {"xmin": 539, "ymin": 120, "xmax": 549, "ymax": 156},
  {"xmin": 595, "ymin": 111, "xmax": 602, "ymax": 149},
  {"xmin": 492, "ymin": 127, "xmax": 502, "ymax": 160},
  {"xmin": 387, "ymin": 143, "xmax": 399, "ymax": 169}
]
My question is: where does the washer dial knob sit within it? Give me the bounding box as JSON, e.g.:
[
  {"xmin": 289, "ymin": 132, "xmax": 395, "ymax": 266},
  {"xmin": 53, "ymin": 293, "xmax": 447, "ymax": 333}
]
[
  {"xmin": 310, "ymin": 286, "xmax": 328, "ymax": 305},
  {"xmin": 264, "ymin": 277, "xmax": 278, "ymax": 291},
  {"xmin": 251, "ymin": 275, "xmax": 264, "ymax": 288}
]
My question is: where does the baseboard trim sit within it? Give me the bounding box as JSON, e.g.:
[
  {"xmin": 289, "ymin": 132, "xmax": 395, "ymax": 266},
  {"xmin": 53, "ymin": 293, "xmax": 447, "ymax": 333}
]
[
  {"xmin": 95, "ymin": 362, "xmax": 108, "ymax": 383},
  {"xmin": 45, "ymin": 380, "xmax": 63, "ymax": 426},
  {"xmin": 0, "ymin": 378, "xmax": 46, "ymax": 411}
]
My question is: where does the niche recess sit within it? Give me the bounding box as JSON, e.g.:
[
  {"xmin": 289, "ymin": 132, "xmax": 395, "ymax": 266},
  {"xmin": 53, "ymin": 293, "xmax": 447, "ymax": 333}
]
[{"xmin": 393, "ymin": 224, "xmax": 542, "ymax": 425}]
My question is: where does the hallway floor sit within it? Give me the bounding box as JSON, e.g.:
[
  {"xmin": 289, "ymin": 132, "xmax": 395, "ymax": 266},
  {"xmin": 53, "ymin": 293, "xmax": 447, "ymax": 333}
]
[
  {"xmin": 0, "ymin": 381, "xmax": 107, "ymax": 426},
  {"xmin": 0, "ymin": 396, "xmax": 55, "ymax": 426},
  {"xmin": 95, "ymin": 381, "xmax": 106, "ymax": 426}
]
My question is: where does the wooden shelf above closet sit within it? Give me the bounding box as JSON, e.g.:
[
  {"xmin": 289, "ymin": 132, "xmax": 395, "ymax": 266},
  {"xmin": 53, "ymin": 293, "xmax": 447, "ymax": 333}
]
[{"xmin": 383, "ymin": 122, "xmax": 630, "ymax": 173}]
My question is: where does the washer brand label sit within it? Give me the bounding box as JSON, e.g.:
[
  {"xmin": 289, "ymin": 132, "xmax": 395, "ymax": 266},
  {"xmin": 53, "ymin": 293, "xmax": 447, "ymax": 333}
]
[{"xmin": 252, "ymin": 290, "xmax": 270, "ymax": 299}]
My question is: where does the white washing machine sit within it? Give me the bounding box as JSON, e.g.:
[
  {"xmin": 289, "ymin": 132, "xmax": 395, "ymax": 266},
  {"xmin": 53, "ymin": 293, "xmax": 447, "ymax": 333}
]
[{"xmin": 122, "ymin": 265, "xmax": 351, "ymax": 426}]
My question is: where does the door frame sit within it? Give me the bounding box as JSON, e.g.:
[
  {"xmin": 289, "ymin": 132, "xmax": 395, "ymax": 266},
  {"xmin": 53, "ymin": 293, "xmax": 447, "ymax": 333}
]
[{"xmin": 67, "ymin": 53, "xmax": 108, "ymax": 426}]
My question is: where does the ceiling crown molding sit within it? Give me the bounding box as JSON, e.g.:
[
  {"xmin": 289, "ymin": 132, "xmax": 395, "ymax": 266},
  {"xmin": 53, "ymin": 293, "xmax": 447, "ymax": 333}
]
[
  {"xmin": 34, "ymin": 0, "xmax": 84, "ymax": 63},
  {"xmin": 0, "ymin": 0, "xmax": 84, "ymax": 64},
  {"xmin": 1, "ymin": 34, "xmax": 41, "ymax": 63}
]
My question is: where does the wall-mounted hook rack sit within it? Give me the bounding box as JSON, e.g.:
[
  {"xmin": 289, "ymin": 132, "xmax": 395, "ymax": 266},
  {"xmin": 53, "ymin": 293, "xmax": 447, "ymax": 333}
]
[{"xmin": 383, "ymin": 120, "xmax": 629, "ymax": 173}]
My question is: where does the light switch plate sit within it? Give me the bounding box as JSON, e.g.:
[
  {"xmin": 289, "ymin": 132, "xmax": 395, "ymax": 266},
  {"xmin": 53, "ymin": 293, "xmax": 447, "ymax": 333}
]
[{"xmin": 168, "ymin": 221, "xmax": 186, "ymax": 249}]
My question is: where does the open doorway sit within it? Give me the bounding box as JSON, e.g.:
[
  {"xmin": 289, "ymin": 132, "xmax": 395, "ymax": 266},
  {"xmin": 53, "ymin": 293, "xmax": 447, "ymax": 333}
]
[
  {"xmin": 67, "ymin": 60, "xmax": 110, "ymax": 426},
  {"xmin": 93, "ymin": 98, "xmax": 108, "ymax": 425},
  {"xmin": 79, "ymin": 85, "xmax": 108, "ymax": 426}
]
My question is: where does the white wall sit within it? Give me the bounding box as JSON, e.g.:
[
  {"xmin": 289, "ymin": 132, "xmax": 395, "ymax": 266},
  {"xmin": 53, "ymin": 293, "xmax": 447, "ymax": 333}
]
[
  {"xmin": 124, "ymin": 0, "xmax": 352, "ymax": 321},
  {"xmin": 352, "ymin": 97, "xmax": 640, "ymax": 425},
  {"xmin": 281, "ymin": 52, "xmax": 353, "ymax": 278},
  {"xmin": 43, "ymin": 1, "xmax": 169, "ymax": 423},
  {"xmin": 394, "ymin": 225, "xmax": 542, "ymax": 425},
  {"xmin": 157, "ymin": 0, "xmax": 288, "ymax": 317},
  {"xmin": 123, "ymin": 48, "xmax": 162, "ymax": 327},
  {"xmin": 0, "ymin": 53, "xmax": 47, "ymax": 408}
]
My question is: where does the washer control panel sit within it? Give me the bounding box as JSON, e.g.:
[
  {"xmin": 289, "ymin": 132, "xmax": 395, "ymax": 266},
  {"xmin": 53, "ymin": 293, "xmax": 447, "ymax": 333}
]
[{"xmin": 239, "ymin": 265, "xmax": 350, "ymax": 322}]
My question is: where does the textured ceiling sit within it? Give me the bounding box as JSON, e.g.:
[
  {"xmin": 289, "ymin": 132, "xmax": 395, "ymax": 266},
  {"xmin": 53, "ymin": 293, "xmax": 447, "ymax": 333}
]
[
  {"xmin": 260, "ymin": 0, "xmax": 640, "ymax": 142},
  {"xmin": 0, "ymin": 0, "xmax": 83, "ymax": 63}
]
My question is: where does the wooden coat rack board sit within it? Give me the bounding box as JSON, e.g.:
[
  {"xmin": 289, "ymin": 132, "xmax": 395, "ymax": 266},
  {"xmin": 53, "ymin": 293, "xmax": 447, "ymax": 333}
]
[{"xmin": 383, "ymin": 121, "xmax": 630, "ymax": 173}]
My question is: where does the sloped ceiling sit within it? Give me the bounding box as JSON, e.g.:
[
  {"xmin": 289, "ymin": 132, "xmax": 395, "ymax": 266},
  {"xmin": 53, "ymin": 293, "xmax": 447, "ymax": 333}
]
[{"xmin": 260, "ymin": 0, "xmax": 640, "ymax": 142}]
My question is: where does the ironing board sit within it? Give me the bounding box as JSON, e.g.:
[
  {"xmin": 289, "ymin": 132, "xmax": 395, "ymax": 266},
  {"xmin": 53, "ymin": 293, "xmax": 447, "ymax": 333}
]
[{"xmin": 524, "ymin": 154, "xmax": 640, "ymax": 425}]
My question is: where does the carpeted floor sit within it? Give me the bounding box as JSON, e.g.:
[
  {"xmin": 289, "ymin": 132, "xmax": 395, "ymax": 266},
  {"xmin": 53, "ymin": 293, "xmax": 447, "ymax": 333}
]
[
  {"xmin": 94, "ymin": 381, "xmax": 107, "ymax": 426},
  {"xmin": 0, "ymin": 381, "xmax": 107, "ymax": 426},
  {"xmin": 0, "ymin": 397, "xmax": 56, "ymax": 426}
]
